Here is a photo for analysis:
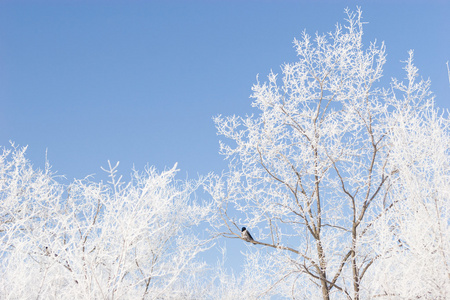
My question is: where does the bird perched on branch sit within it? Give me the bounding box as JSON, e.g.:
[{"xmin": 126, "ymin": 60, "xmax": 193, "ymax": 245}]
[{"xmin": 241, "ymin": 227, "xmax": 254, "ymax": 242}]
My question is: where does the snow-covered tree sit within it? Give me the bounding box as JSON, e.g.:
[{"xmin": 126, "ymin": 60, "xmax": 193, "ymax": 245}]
[
  {"xmin": 1, "ymin": 7, "xmax": 449, "ymax": 300},
  {"xmin": 366, "ymin": 53, "xmax": 450, "ymax": 299},
  {"xmin": 206, "ymin": 8, "xmax": 449, "ymax": 299},
  {"xmin": 0, "ymin": 146, "xmax": 212, "ymax": 299}
]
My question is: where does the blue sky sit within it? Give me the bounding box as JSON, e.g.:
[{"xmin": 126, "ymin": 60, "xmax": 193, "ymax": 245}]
[
  {"xmin": 1, "ymin": 1, "xmax": 449, "ymax": 182},
  {"xmin": 0, "ymin": 0, "xmax": 449, "ymax": 277}
]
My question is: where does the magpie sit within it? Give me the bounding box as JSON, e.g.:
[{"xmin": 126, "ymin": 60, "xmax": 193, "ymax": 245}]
[{"xmin": 241, "ymin": 227, "xmax": 254, "ymax": 242}]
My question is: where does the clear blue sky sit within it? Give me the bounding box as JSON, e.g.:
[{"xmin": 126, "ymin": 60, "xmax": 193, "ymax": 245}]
[
  {"xmin": 1, "ymin": 0, "xmax": 449, "ymax": 181},
  {"xmin": 0, "ymin": 0, "xmax": 449, "ymax": 277}
]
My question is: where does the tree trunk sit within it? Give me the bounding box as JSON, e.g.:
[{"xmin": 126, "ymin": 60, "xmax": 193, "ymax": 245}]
[
  {"xmin": 317, "ymin": 240, "xmax": 330, "ymax": 300},
  {"xmin": 351, "ymin": 226, "xmax": 360, "ymax": 300}
]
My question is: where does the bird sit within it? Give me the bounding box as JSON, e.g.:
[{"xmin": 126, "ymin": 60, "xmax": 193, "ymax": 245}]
[{"xmin": 241, "ymin": 227, "xmax": 254, "ymax": 242}]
